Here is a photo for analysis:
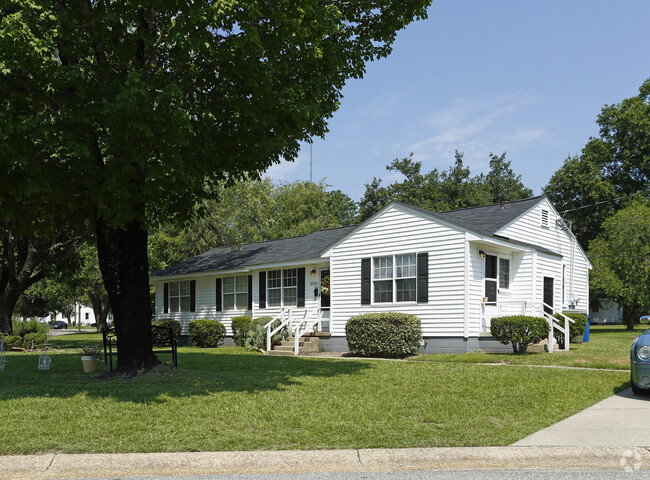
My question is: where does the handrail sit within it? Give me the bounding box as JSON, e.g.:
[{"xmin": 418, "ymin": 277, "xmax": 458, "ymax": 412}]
[
  {"xmin": 266, "ymin": 308, "xmax": 292, "ymax": 352},
  {"xmin": 293, "ymin": 308, "xmax": 321, "ymax": 355}
]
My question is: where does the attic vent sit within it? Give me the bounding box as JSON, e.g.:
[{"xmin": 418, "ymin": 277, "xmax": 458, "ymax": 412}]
[{"xmin": 541, "ymin": 209, "xmax": 549, "ymax": 228}]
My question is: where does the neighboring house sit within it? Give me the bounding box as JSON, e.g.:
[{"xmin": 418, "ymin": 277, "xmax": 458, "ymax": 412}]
[
  {"xmin": 150, "ymin": 196, "xmax": 591, "ymax": 353},
  {"xmin": 34, "ymin": 304, "xmax": 113, "ymax": 326},
  {"xmin": 590, "ymin": 298, "xmax": 623, "ymax": 325}
]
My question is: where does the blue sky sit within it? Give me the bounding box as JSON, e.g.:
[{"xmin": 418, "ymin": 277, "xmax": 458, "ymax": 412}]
[{"xmin": 265, "ymin": 0, "xmax": 650, "ymax": 202}]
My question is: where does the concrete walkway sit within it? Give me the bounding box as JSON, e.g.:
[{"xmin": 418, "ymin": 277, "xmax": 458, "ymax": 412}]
[
  {"xmin": 2, "ymin": 389, "xmax": 650, "ymax": 479},
  {"xmin": 513, "ymin": 388, "xmax": 650, "ymax": 446}
]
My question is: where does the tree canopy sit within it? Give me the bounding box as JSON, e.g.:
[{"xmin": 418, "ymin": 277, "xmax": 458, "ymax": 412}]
[
  {"xmin": 589, "ymin": 199, "xmax": 650, "ymax": 330},
  {"xmin": 0, "ymin": 1, "xmax": 430, "ymax": 370},
  {"xmin": 544, "ymin": 78, "xmax": 650, "ymax": 250},
  {"xmin": 358, "ymin": 151, "xmax": 532, "ymax": 221}
]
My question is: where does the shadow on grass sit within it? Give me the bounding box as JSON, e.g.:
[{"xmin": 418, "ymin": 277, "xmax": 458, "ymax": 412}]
[{"xmin": 0, "ymin": 349, "xmax": 372, "ymax": 404}]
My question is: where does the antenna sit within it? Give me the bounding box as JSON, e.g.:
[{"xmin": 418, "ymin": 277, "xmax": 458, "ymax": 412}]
[{"xmin": 310, "ymin": 142, "xmax": 313, "ymax": 183}]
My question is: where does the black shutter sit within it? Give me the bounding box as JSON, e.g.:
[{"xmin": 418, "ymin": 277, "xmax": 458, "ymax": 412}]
[
  {"xmin": 163, "ymin": 283, "xmax": 169, "ymax": 314},
  {"xmin": 247, "ymin": 275, "xmax": 253, "ymax": 310},
  {"xmin": 297, "ymin": 268, "xmax": 305, "ymax": 307},
  {"xmin": 361, "ymin": 258, "xmax": 371, "ymax": 305},
  {"xmin": 215, "ymin": 278, "xmax": 222, "ymax": 312},
  {"xmin": 189, "ymin": 280, "xmax": 196, "ymax": 312},
  {"xmin": 259, "ymin": 271, "xmax": 266, "ymax": 308},
  {"xmin": 417, "ymin": 252, "xmax": 429, "ymax": 303}
]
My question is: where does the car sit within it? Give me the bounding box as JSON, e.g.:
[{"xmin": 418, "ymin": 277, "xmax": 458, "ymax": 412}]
[
  {"xmin": 51, "ymin": 321, "xmax": 68, "ymax": 330},
  {"xmin": 630, "ymin": 328, "xmax": 650, "ymax": 395}
]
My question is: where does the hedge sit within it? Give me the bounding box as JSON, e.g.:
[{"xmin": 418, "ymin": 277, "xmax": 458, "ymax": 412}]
[
  {"xmin": 187, "ymin": 319, "xmax": 226, "ymax": 348},
  {"xmin": 552, "ymin": 312, "xmax": 588, "ymax": 347},
  {"xmin": 231, "ymin": 315, "xmax": 253, "ymax": 347},
  {"xmin": 345, "ymin": 312, "xmax": 422, "ymax": 358},
  {"xmin": 490, "ymin": 316, "xmax": 550, "ymax": 354},
  {"xmin": 152, "ymin": 318, "xmax": 181, "ymax": 346}
]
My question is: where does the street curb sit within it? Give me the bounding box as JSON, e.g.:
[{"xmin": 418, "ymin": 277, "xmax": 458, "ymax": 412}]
[{"xmin": 2, "ymin": 447, "xmax": 650, "ymax": 479}]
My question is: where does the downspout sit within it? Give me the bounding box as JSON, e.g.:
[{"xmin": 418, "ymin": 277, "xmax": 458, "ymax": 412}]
[{"xmin": 464, "ymin": 233, "xmax": 470, "ymax": 338}]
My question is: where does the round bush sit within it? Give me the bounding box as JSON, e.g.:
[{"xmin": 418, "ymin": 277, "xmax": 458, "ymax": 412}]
[
  {"xmin": 490, "ymin": 316, "xmax": 550, "ymax": 354},
  {"xmin": 231, "ymin": 315, "xmax": 252, "ymax": 347},
  {"xmin": 152, "ymin": 318, "xmax": 181, "ymax": 346},
  {"xmin": 552, "ymin": 312, "xmax": 588, "ymax": 346},
  {"xmin": 3, "ymin": 335, "xmax": 22, "ymax": 349},
  {"xmin": 345, "ymin": 312, "xmax": 422, "ymax": 358},
  {"xmin": 188, "ymin": 319, "xmax": 226, "ymax": 348}
]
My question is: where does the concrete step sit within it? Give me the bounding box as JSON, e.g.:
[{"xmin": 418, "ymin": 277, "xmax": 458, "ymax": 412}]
[{"xmin": 270, "ymin": 335, "xmax": 320, "ymax": 354}]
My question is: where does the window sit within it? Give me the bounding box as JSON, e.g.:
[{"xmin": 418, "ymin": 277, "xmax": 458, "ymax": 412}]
[
  {"xmin": 373, "ymin": 253, "xmax": 417, "ymax": 303},
  {"xmin": 499, "ymin": 258, "xmax": 510, "ymax": 289},
  {"xmin": 223, "ymin": 275, "xmax": 249, "ymax": 310},
  {"xmin": 267, "ymin": 269, "xmax": 297, "ymax": 307},
  {"xmin": 169, "ymin": 280, "xmax": 191, "ymax": 312}
]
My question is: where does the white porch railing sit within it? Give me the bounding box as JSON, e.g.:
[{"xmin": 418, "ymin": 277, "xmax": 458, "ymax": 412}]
[
  {"xmin": 265, "ymin": 308, "xmax": 292, "ymax": 352},
  {"xmin": 480, "ymin": 300, "xmax": 575, "ymax": 353},
  {"xmin": 292, "ymin": 308, "xmax": 322, "ymax": 356},
  {"xmin": 264, "ymin": 307, "xmax": 322, "ymax": 355}
]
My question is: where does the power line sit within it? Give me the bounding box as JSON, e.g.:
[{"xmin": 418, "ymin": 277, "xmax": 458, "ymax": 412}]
[{"xmin": 559, "ymin": 190, "xmax": 650, "ymax": 215}]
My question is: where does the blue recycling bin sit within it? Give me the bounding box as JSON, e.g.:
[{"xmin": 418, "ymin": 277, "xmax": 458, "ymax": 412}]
[{"xmin": 583, "ymin": 315, "xmax": 590, "ymax": 343}]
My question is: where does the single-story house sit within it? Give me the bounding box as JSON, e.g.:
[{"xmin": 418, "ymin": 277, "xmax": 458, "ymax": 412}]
[{"xmin": 150, "ymin": 195, "xmax": 591, "ymax": 353}]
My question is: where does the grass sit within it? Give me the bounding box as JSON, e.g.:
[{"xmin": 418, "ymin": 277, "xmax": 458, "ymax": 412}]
[
  {"xmin": 0, "ymin": 326, "xmax": 633, "ymax": 454},
  {"xmin": 414, "ymin": 324, "xmax": 646, "ymax": 370}
]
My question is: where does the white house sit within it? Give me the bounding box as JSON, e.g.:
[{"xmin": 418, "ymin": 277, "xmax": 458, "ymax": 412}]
[{"xmin": 150, "ymin": 196, "xmax": 591, "ymax": 353}]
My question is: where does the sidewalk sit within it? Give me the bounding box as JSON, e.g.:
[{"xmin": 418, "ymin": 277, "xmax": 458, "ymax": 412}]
[
  {"xmin": 513, "ymin": 388, "xmax": 650, "ymax": 446},
  {"xmin": 2, "ymin": 389, "xmax": 650, "ymax": 479}
]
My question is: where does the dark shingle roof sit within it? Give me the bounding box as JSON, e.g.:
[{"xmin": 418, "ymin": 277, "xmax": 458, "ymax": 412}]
[
  {"xmin": 435, "ymin": 196, "xmax": 544, "ymax": 235},
  {"xmin": 151, "ymin": 226, "xmax": 356, "ymax": 277},
  {"xmin": 153, "ymin": 196, "xmax": 555, "ymax": 278}
]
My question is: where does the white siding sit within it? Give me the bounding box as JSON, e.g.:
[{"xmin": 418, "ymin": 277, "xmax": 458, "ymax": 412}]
[
  {"xmin": 154, "ymin": 262, "xmax": 328, "ymax": 336},
  {"xmin": 328, "ymin": 204, "xmax": 467, "ymax": 338},
  {"xmin": 497, "ymin": 198, "xmax": 590, "ymax": 312}
]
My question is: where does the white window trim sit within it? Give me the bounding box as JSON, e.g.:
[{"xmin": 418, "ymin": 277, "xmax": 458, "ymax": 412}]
[
  {"xmin": 168, "ymin": 280, "xmax": 191, "ymax": 313},
  {"xmin": 222, "ymin": 275, "xmax": 249, "ymax": 311},
  {"xmin": 483, "ymin": 253, "xmax": 512, "ymax": 293},
  {"xmin": 371, "ymin": 253, "xmax": 418, "ymax": 305},
  {"xmin": 266, "ymin": 268, "xmax": 298, "ymax": 308}
]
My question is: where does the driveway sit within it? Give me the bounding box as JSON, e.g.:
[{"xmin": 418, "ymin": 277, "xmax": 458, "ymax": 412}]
[{"xmin": 512, "ymin": 388, "xmax": 650, "ymax": 446}]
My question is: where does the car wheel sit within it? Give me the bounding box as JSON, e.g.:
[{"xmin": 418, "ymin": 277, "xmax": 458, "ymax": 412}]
[{"xmin": 631, "ymin": 374, "xmax": 648, "ymax": 395}]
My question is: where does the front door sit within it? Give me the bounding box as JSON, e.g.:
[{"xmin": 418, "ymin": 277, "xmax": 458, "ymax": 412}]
[
  {"xmin": 543, "ymin": 277, "xmax": 554, "ymax": 315},
  {"xmin": 483, "ymin": 254, "xmax": 499, "ymax": 329},
  {"xmin": 484, "ymin": 254, "xmax": 498, "ymax": 304},
  {"xmin": 320, "ymin": 269, "xmax": 330, "ymax": 332}
]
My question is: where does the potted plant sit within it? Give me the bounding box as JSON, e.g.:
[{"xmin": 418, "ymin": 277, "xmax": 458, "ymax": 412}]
[{"xmin": 80, "ymin": 344, "xmax": 102, "ymax": 373}]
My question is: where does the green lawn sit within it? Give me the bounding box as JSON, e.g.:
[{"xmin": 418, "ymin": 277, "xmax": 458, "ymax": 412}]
[
  {"xmin": 0, "ymin": 327, "xmax": 632, "ymax": 454},
  {"xmin": 414, "ymin": 324, "xmax": 646, "ymax": 370}
]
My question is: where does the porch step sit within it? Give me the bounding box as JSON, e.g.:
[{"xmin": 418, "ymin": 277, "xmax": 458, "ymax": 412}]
[{"xmin": 267, "ymin": 335, "xmax": 320, "ymax": 355}]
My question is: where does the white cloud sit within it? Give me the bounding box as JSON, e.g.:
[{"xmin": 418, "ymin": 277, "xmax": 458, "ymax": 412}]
[
  {"xmin": 263, "ymin": 154, "xmax": 306, "ymax": 183},
  {"xmin": 396, "ymin": 92, "xmax": 550, "ymax": 173}
]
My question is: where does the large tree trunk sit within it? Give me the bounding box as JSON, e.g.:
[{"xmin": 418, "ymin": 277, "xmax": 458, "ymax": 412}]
[
  {"xmin": 95, "ymin": 216, "xmax": 159, "ymax": 372},
  {"xmin": 626, "ymin": 305, "xmax": 638, "ymax": 331},
  {"xmin": 0, "ymin": 290, "xmax": 21, "ymax": 335}
]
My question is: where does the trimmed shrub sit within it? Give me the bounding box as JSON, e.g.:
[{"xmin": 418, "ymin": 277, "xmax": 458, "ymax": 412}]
[
  {"xmin": 231, "ymin": 315, "xmax": 253, "ymax": 347},
  {"xmin": 245, "ymin": 317, "xmax": 287, "ymax": 352},
  {"xmin": 345, "ymin": 312, "xmax": 422, "ymax": 358},
  {"xmin": 3, "ymin": 335, "xmax": 22, "ymax": 349},
  {"xmin": 188, "ymin": 319, "xmax": 226, "ymax": 348},
  {"xmin": 552, "ymin": 312, "xmax": 588, "ymax": 347},
  {"xmin": 21, "ymin": 332, "xmax": 47, "ymax": 350},
  {"xmin": 17, "ymin": 319, "xmax": 46, "ymax": 336},
  {"xmin": 490, "ymin": 316, "xmax": 550, "ymax": 354},
  {"xmin": 152, "ymin": 318, "xmax": 181, "ymax": 346}
]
